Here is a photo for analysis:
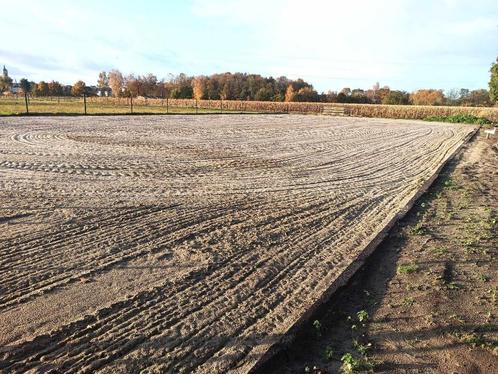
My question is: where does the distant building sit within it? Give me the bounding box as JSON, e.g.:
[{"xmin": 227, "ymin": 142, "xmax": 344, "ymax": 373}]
[
  {"xmin": 1, "ymin": 65, "xmax": 22, "ymax": 94},
  {"xmin": 11, "ymin": 82, "xmax": 21, "ymax": 94},
  {"xmin": 97, "ymin": 89, "xmax": 111, "ymax": 97},
  {"xmin": 1, "ymin": 65, "xmax": 16, "ymax": 95}
]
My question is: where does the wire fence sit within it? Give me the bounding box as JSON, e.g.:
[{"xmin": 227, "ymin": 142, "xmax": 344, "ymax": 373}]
[
  {"xmin": 0, "ymin": 95, "xmax": 324, "ymax": 115},
  {"xmin": 2, "ymin": 96, "xmax": 497, "ymax": 121}
]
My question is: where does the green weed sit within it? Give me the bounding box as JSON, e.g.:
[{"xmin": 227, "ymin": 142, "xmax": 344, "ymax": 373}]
[
  {"xmin": 397, "ymin": 263, "xmax": 419, "ymax": 275},
  {"xmin": 353, "ymin": 339, "xmax": 372, "ymax": 356},
  {"xmin": 356, "ymin": 310, "xmax": 369, "ymax": 323},
  {"xmin": 324, "ymin": 345, "xmax": 334, "ymax": 361},
  {"xmin": 340, "ymin": 353, "xmax": 361, "ymax": 373},
  {"xmin": 410, "ymin": 222, "xmax": 427, "ymax": 235}
]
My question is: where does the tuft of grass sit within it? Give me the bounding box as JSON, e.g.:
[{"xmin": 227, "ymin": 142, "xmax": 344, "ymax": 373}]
[
  {"xmin": 410, "ymin": 222, "xmax": 427, "ymax": 235},
  {"xmin": 442, "ymin": 178, "xmax": 458, "ymax": 190},
  {"xmin": 457, "ymin": 332, "xmax": 486, "ymax": 347},
  {"xmin": 445, "ymin": 281, "xmax": 462, "ymax": 290},
  {"xmin": 403, "ymin": 296, "xmax": 415, "ymax": 307},
  {"xmin": 397, "ymin": 263, "xmax": 419, "ymax": 275}
]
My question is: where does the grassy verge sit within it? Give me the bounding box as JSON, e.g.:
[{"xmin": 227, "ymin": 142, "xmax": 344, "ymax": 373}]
[{"xmin": 0, "ymin": 98, "xmax": 243, "ymax": 116}]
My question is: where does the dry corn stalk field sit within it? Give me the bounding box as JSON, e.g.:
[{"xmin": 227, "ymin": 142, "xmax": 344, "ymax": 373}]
[
  {"xmin": 88, "ymin": 98, "xmax": 498, "ymax": 120},
  {"xmin": 0, "ymin": 115, "xmax": 475, "ymax": 373},
  {"xmin": 336, "ymin": 103, "xmax": 498, "ymax": 121}
]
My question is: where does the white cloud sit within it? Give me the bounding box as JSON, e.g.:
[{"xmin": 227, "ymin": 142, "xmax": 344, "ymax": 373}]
[{"xmin": 191, "ymin": 0, "xmax": 498, "ymax": 90}]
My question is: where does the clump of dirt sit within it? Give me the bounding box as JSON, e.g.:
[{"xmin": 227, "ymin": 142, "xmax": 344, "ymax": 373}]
[{"xmin": 263, "ymin": 135, "xmax": 497, "ymax": 373}]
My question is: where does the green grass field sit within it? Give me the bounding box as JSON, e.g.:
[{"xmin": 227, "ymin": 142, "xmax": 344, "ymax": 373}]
[{"xmin": 0, "ymin": 97, "xmax": 236, "ymax": 115}]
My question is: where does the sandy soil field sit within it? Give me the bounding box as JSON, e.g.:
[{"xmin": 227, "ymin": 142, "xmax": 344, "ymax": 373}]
[
  {"xmin": 0, "ymin": 115, "xmax": 475, "ymax": 373},
  {"xmin": 264, "ymin": 135, "xmax": 497, "ymax": 373}
]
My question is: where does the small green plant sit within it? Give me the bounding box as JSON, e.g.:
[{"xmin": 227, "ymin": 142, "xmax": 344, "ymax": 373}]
[
  {"xmin": 445, "ymin": 281, "xmax": 462, "ymax": 290},
  {"xmin": 397, "ymin": 263, "xmax": 418, "ymax": 275},
  {"xmin": 353, "ymin": 339, "xmax": 372, "ymax": 356},
  {"xmin": 458, "ymin": 332, "xmax": 486, "ymax": 347},
  {"xmin": 312, "ymin": 319, "xmax": 322, "ymax": 337},
  {"xmin": 403, "ymin": 296, "xmax": 415, "ymax": 306},
  {"xmin": 410, "ymin": 222, "xmax": 427, "ymax": 235},
  {"xmin": 443, "ymin": 178, "xmax": 458, "ymax": 190},
  {"xmin": 324, "ymin": 345, "xmax": 334, "ymax": 361},
  {"xmin": 479, "ymin": 274, "xmax": 490, "ymax": 282},
  {"xmin": 341, "ymin": 353, "xmax": 361, "ymax": 373},
  {"xmin": 356, "ymin": 310, "xmax": 369, "ymax": 323}
]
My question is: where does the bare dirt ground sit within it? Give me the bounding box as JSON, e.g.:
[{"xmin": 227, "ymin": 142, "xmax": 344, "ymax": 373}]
[
  {"xmin": 0, "ymin": 115, "xmax": 475, "ymax": 373},
  {"xmin": 263, "ymin": 134, "xmax": 497, "ymax": 374}
]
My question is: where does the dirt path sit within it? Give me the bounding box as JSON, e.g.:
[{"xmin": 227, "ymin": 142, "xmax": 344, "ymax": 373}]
[
  {"xmin": 262, "ymin": 134, "xmax": 497, "ymax": 373},
  {"xmin": 0, "ymin": 115, "xmax": 476, "ymax": 373}
]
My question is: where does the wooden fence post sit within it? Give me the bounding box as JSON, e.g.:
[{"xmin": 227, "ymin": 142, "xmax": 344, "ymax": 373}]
[
  {"xmin": 83, "ymin": 93, "xmax": 87, "ymax": 115},
  {"xmin": 24, "ymin": 93, "xmax": 29, "ymax": 114}
]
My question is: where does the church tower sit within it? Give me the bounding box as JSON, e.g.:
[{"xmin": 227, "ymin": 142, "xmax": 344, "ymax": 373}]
[{"xmin": 2, "ymin": 65, "xmax": 7, "ymax": 78}]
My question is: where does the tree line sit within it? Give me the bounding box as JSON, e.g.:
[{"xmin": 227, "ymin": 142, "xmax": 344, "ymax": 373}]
[
  {"xmin": 1, "ymin": 56, "xmax": 497, "ymax": 106},
  {"xmin": 99, "ymin": 71, "xmax": 321, "ymax": 102}
]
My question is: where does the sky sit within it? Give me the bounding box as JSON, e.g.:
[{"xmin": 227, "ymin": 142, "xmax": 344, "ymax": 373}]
[{"xmin": 1, "ymin": 0, "xmax": 497, "ymax": 92}]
